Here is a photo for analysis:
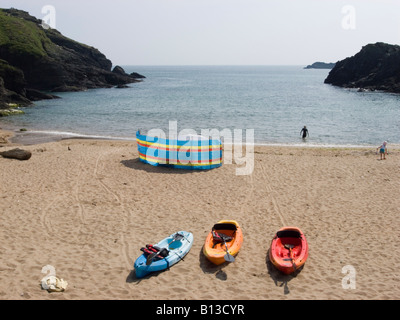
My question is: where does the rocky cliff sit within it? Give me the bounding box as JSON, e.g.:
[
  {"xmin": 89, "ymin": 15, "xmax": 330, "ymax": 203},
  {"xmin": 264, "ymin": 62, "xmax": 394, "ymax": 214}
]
[
  {"xmin": 324, "ymin": 42, "xmax": 400, "ymax": 93},
  {"xmin": 0, "ymin": 8, "xmax": 145, "ymax": 112}
]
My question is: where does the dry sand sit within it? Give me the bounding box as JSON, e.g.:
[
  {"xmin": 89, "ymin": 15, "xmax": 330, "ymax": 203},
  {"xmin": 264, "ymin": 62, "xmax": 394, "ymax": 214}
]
[{"xmin": 1, "ymin": 129, "xmax": 400, "ymax": 300}]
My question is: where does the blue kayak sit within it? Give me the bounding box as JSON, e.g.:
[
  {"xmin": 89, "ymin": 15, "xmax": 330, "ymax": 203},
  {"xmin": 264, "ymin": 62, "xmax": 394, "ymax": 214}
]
[{"xmin": 134, "ymin": 231, "xmax": 193, "ymax": 278}]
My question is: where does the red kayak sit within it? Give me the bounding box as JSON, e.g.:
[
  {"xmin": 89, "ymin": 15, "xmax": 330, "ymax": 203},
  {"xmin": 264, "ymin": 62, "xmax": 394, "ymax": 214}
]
[{"xmin": 269, "ymin": 227, "xmax": 309, "ymax": 275}]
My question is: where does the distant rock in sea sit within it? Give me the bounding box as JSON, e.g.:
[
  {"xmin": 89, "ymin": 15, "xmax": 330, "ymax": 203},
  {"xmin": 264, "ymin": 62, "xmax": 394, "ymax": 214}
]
[
  {"xmin": 0, "ymin": 8, "xmax": 145, "ymax": 113},
  {"xmin": 324, "ymin": 42, "xmax": 400, "ymax": 93},
  {"xmin": 304, "ymin": 62, "xmax": 336, "ymax": 69}
]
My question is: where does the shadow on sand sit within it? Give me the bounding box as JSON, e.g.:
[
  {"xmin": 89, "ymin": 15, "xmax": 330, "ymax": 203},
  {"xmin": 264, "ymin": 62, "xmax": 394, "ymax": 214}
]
[
  {"xmin": 126, "ymin": 268, "xmax": 168, "ymax": 284},
  {"xmin": 121, "ymin": 158, "xmax": 212, "ymax": 174},
  {"xmin": 198, "ymin": 248, "xmax": 236, "ymax": 281},
  {"xmin": 265, "ymin": 249, "xmax": 304, "ymax": 295},
  {"xmin": 126, "ymin": 247, "xmax": 231, "ymax": 284}
]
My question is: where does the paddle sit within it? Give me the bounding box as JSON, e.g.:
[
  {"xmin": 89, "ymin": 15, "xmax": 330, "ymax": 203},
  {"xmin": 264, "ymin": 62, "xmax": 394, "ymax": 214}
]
[
  {"xmin": 212, "ymin": 229, "xmax": 235, "ymax": 263},
  {"xmin": 284, "ymin": 244, "xmax": 297, "ymax": 271},
  {"xmin": 146, "ymin": 233, "xmax": 184, "ymax": 265},
  {"xmin": 222, "ymin": 237, "xmax": 235, "ymax": 263}
]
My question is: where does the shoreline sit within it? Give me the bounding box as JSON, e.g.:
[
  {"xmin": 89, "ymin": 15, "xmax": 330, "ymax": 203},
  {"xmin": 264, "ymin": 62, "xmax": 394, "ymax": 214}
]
[
  {"xmin": 0, "ymin": 128, "xmax": 14, "ymax": 146},
  {"xmin": 2, "ymin": 126, "xmax": 399, "ymax": 149}
]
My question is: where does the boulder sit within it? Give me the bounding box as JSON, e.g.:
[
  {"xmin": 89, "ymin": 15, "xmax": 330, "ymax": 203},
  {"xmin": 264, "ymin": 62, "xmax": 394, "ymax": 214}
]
[
  {"xmin": 0, "ymin": 148, "xmax": 32, "ymax": 160},
  {"xmin": 130, "ymin": 72, "xmax": 146, "ymax": 79},
  {"xmin": 112, "ymin": 66, "xmax": 127, "ymax": 75},
  {"xmin": 25, "ymin": 88, "xmax": 60, "ymax": 101}
]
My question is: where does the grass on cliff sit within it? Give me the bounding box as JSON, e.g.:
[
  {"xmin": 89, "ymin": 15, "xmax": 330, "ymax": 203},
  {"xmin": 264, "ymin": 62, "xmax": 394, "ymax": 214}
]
[{"xmin": 0, "ymin": 9, "xmax": 53, "ymax": 59}]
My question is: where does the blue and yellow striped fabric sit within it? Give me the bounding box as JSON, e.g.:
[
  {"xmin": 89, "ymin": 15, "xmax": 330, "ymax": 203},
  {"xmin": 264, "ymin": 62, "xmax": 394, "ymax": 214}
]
[{"xmin": 136, "ymin": 131, "xmax": 223, "ymax": 170}]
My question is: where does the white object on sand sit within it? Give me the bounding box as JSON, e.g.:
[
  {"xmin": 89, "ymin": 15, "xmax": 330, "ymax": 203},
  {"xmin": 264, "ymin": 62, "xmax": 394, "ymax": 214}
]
[{"xmin": 41, "ymin": 275, "xmax": 68, "ymax": 292}]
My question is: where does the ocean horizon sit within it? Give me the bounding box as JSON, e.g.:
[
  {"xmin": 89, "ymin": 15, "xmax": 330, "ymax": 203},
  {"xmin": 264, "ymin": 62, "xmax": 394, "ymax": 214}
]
[{"xmin": 1, "ymin": 65, "xmax": 399, "ymax": 147}]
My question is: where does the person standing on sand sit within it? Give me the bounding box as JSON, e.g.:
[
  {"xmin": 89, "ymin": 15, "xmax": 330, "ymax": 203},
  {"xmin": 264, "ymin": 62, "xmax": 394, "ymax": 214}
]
[
  {"xmin": 377, "ymin": 141, "xmax": 388, "ymax": 160},
  {"xmin": 300, "ymin": 126, "xmax": 309, "ymax": 139}
]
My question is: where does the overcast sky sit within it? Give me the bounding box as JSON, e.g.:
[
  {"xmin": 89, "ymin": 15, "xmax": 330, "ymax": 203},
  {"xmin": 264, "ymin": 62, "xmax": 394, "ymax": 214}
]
[{"xmin": 2, "ymin": 0, "xmax": 400, "ymax": 66}]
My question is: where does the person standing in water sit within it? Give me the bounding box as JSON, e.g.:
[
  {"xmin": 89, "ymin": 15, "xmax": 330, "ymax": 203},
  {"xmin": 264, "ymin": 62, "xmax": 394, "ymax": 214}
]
[{"xmin": 300, "ymin": 126, "xmax": 309, "ymax": 139}]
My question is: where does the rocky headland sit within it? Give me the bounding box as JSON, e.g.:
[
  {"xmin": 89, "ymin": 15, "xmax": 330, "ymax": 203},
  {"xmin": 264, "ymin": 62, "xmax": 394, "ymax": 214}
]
[
  {"xmin": 324, "ymin": 42, "xmax": 400, "ymax": 93},
  {"xmin": 0, "ymin": 8, "xmax": 145, "ymax": 114},
  {"xmin": 304, "ymin": 62, "xmax": 335, "ymax": 69}
]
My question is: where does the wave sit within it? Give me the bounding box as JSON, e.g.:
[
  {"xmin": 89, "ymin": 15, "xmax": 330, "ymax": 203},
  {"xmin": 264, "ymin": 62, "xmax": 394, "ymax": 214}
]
[
  {"xmin": 26, "ymin": 130, "xmax": 136, "ymax": 141},
  {"xmin": 24, "ymin": 130, "xmax": 396, "ymax": 149},
  {"xmin": 251, "ymin": 142, "xmax": 377, "ymax": 149}
]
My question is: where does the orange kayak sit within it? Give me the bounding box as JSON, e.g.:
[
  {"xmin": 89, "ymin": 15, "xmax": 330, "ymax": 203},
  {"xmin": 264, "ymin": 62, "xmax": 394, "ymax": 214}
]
[
  {"xmin": 203, "ymin": 220, "xmax": 243, "ymax": 265},
  {"xmin": 269, "ymin": 227, "xmax": 309, "ymax": 275}
]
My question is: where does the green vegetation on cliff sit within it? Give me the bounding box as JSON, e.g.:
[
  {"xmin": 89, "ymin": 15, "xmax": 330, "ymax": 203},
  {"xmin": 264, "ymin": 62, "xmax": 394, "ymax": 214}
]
[{"xmin": 0, "ymin": 9, "xmax": 52, "ymax": 59}]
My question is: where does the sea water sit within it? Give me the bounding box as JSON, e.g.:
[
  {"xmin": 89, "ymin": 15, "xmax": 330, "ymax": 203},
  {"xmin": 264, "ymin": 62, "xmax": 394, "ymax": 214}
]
[{"xmin": 1, "ymin": 66, "xmax": 399, "ymax": 146}]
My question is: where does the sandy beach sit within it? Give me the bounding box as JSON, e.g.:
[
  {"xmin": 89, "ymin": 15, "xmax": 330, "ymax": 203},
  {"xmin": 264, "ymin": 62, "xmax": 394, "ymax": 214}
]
[{"xmin": 0, "ymin": 128, "xmax": 399, "ymax": 300}]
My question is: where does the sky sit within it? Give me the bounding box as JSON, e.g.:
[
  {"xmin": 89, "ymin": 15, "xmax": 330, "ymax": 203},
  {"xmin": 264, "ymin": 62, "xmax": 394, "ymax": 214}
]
[{"xmin": 2, "ymin": 0, "xmax": 400, "ymax": 66}]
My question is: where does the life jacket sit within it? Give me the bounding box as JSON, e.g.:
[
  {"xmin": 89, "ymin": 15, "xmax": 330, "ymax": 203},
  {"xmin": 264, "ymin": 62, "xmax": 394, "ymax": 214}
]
[
  {"xmin": 140, "ymin": 244, "xmax": 169, "ymax": 260},
  {"xmin": 212, "ymin": 229, "xmax": 233, "ymax": 244}
]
